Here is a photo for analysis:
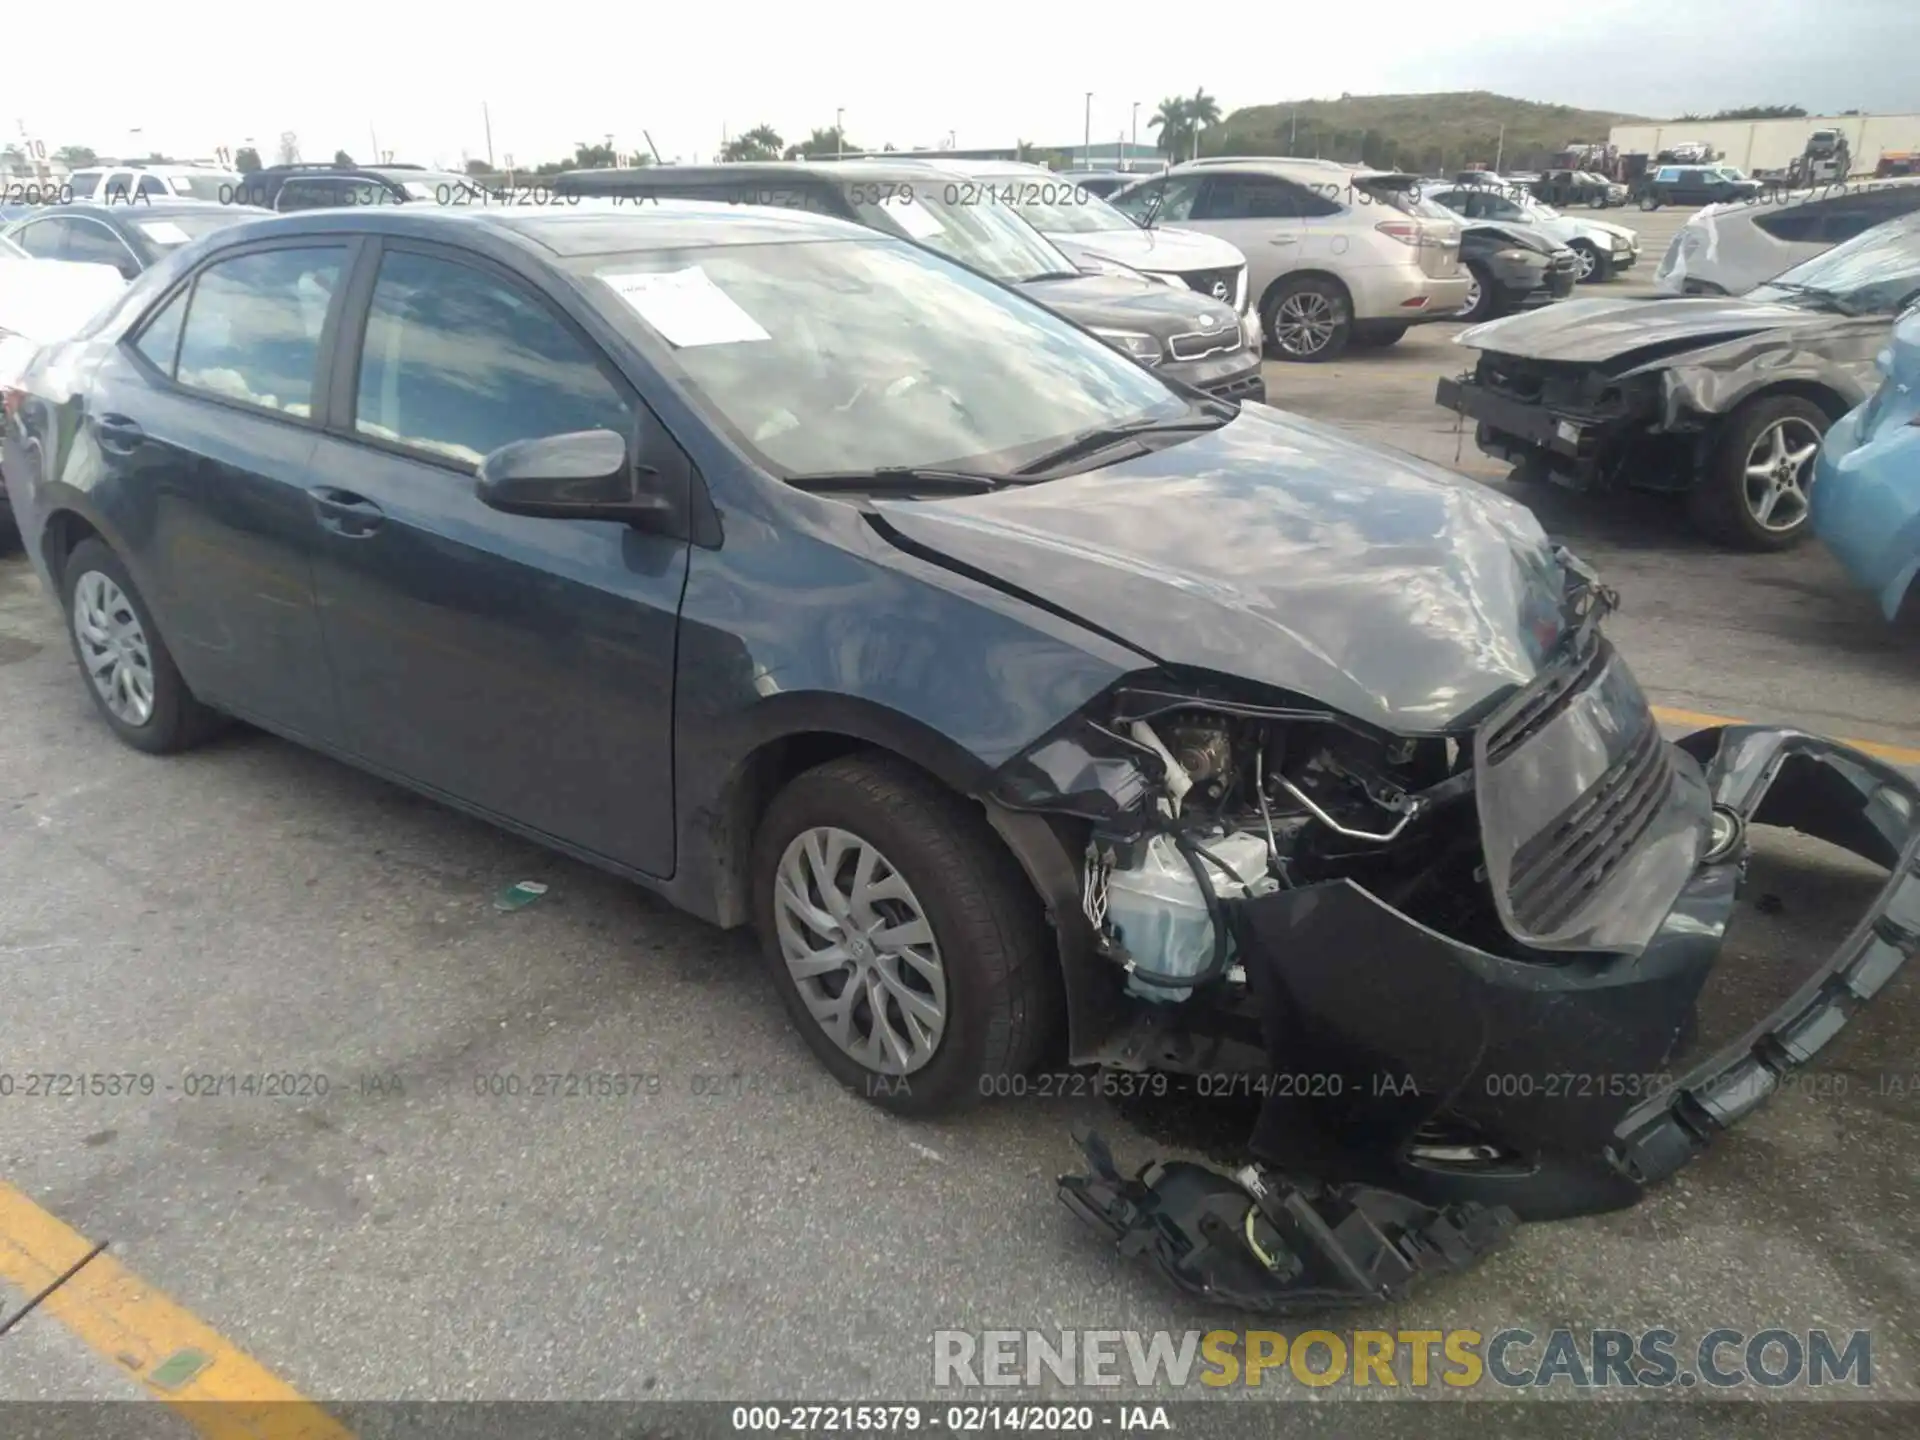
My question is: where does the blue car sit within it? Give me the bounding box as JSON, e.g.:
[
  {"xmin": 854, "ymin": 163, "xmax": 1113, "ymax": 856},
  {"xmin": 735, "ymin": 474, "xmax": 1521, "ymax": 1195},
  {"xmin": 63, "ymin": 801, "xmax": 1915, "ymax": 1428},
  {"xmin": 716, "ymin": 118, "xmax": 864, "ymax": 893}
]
[{"xmin": 1813, "ymin": 307, "xmax": 1920, "ymax": 622}]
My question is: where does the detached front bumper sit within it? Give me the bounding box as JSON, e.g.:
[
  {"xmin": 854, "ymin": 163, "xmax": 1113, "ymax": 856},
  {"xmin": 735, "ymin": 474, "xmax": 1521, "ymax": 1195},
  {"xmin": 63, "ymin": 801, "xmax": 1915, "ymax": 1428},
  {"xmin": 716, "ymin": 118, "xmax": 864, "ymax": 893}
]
[{"xmin": 1061, "ymin": 726, "xmax": 1920, "ymax": 1308}]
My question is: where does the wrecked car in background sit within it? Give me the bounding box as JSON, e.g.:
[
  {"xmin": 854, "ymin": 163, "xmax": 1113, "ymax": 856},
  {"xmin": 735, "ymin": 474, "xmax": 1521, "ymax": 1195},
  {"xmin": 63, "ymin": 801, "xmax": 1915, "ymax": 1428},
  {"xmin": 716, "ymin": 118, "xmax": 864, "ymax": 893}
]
[
  {"xmin": 7, "ymin": 204, "xmax": 1918, "ymax": 1318},
  {"xmin": 1437, "ymin": 210, "xmax": 1920, "ymax": 549}
]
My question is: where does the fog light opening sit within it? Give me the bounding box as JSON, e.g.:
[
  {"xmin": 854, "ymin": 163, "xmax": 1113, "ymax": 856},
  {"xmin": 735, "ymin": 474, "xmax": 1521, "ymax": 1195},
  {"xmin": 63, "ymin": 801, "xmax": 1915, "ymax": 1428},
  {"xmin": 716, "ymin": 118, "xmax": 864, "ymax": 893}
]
[{"xmin": 1702, "ymin": 805, "xmax": 1746, "ymax": 864}]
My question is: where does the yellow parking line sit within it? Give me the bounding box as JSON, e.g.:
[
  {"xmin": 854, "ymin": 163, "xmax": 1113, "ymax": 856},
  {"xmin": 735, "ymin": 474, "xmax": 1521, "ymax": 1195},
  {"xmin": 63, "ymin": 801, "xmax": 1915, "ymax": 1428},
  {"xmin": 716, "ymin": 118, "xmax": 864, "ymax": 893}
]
[
  {"xmin": 0, "ymin": 1179, "xmax": 354, "ymax": 1439},
  {"xmin": 1650, "ymin": 704, "xmax": 1920, "ymax": 768}
]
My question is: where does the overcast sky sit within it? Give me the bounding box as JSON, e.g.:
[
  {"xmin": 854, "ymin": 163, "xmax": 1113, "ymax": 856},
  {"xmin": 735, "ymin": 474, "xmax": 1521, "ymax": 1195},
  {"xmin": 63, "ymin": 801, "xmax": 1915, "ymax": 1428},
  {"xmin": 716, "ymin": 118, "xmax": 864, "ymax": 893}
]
[{"xmin": 9, "ymin": 0, "xmax": 1918, "ymax": 169}]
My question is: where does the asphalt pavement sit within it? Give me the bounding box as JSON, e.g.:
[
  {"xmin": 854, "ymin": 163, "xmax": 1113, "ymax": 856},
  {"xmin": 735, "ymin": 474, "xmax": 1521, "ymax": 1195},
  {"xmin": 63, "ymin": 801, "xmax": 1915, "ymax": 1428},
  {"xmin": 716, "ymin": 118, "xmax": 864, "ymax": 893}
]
[{"xmin": 2, "ymin": 199, "xmax": 1917, "ymax": 1425}]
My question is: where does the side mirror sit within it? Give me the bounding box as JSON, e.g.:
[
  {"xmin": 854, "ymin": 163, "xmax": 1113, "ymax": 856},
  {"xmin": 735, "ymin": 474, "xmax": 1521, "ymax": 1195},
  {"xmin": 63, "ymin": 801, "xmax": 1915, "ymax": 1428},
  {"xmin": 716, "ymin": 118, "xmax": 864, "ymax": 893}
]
[{"xmin": 475, "ymin": 429, "xmax": 675, "ymax": 526}]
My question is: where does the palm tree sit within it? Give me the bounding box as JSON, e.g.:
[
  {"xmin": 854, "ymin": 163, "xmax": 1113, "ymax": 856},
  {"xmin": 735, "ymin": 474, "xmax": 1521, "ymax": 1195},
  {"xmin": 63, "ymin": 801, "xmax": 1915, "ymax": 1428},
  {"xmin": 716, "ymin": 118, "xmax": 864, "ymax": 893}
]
[
  {"xmin": 783, "ymin": 127, "xmax": 849, "ymax": 160},
  {"xmin": 721, "ymin": 125, "xmax": 784, "ymax": 162},
  {"xmin": 1186, "ymin": 88, "xmax": 1222, "ymax": 160},
  {"xmin": 1148, "ymin": 98, "xmax": 1190, "ymax": 161}
]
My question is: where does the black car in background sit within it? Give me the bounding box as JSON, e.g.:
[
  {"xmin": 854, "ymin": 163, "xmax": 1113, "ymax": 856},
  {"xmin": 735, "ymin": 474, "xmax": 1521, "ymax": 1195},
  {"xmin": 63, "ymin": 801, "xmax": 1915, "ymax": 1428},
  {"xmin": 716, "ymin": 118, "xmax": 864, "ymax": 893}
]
[
  {"xmin": 1, "ymin": 201, "xmax": 265, "ymax": 279},
  {"xmin": 231, "ymin": 163, "xmax": 487, "ymax": 212},
  {"xmin": 1455, "ymin": 222, "xmax": 1578, "ymax": 322},
  {"xmin": 1639, "ymin": 164, "xmax": 1765, "ymax": 210},
  {"xmin": 555, "ymin": 162, "xmax": 1265, "ymax": 403},
  {"xmin": 6, "ymin": 202, "xmax": 1915, "ymax": 1315}
]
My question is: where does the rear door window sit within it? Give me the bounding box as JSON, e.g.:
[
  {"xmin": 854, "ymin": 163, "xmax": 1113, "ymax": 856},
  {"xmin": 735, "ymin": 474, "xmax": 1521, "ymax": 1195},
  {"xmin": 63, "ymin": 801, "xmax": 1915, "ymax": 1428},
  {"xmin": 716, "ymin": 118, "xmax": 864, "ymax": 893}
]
[
  {"xmin": 173, "ymin": 246, "xmax": 348, "ymax": 417},
  {"xmin": 1194, "ymin": 176, "xmax": 1304, "ymax": 220}
]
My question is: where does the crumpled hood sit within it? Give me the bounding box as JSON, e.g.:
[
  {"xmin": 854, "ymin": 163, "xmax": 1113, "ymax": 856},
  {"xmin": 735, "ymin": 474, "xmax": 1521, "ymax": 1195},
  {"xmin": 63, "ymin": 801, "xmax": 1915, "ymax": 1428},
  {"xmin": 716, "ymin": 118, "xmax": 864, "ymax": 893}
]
[
  {"xmin": 1023, "ymin": 271, "xmax": 1246, "ymax": 338},
  {"xmin": 1456, "ymin": 294, "xmax": 1838, "ymax": 364},
  {"xmin": 873, "ymin": 405, "xmax": 1570, "ymax": 733},
  {"xmin": 1466, "ymin": 222, "xmax": 1564, "ymax": 257},
  {"xmin": 1048, "ymin": 224, "xmax": 1245, "ymax": 276}
]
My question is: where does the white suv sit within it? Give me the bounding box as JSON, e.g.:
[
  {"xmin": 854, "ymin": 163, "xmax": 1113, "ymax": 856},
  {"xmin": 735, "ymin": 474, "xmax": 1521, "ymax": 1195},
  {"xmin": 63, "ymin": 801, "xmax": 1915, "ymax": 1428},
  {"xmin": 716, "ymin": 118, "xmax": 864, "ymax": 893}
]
[
  {"xmin": 1110, "ymin": 158, "xmax": 1467, "ymax": 361},
  {"xmin": 64, "ymin": 163, "xmax": 239, "ymax": 205}
]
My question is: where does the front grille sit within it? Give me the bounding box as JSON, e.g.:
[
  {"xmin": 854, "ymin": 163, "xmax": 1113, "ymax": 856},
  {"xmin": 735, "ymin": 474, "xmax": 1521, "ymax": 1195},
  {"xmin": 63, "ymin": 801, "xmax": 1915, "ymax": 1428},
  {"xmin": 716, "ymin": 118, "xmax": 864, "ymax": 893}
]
[
  {"xmin": 1204, "ymin": 372, "xmax": 1266, "ymax": 403},
  {"xmin": 1481, "ymin": 630, "xmax": 1607, "ymax": 763},
  {"xmin": 1168, "ymin": 327, "xmax": 1242, "ymax": 362},
  {"xmin": 1180, "ymin": 266, "xmax": 1241, "ymax": 307},
  {"xmin": 1505, "ymin": 715, "xmax": 1673, "ymax": 934}
]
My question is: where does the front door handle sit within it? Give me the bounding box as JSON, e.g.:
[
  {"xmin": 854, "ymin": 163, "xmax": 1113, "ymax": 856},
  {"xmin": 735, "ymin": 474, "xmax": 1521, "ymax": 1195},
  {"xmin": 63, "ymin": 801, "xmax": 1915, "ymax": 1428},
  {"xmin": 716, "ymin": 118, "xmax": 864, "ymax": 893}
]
[
  {"xmin": 95, "ymin": 413, "xmax": 146, "ymax": 452},
  {"xmin": 1268, "ymin": 236, "xmax": 1297, "ymax": 246},
  {"xmin": 308, "ymin": 486, "xmax": 386, "ymax": 538}
]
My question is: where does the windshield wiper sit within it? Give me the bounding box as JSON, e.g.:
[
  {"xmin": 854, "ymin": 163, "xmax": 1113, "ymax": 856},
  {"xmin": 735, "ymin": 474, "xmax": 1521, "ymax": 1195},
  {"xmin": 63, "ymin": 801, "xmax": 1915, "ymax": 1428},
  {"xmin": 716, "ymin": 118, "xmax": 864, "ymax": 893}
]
[
  {"xmin": 1012, "ymin": 412, "xmax": 1233, "ymax": 477},
  {"xmin": 786, "ymin": 466, "xmax": 1010, "ymax": 495},
  {"xmin": 1763, "ymin": 281, "xmax": 1860, "ymax": 315}
]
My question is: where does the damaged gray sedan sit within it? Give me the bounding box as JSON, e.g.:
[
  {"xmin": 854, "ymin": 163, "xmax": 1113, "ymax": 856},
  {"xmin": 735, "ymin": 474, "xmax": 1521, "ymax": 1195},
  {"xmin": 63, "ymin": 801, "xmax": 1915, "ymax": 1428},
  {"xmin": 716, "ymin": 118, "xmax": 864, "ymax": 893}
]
[
  {"xmin": 8, "ymin": 204, "xmax": 1917, "ymax": 1318},
  {"xmin": 1437, "ymin": 210, "xmax": 1920, "ymax": 549}
]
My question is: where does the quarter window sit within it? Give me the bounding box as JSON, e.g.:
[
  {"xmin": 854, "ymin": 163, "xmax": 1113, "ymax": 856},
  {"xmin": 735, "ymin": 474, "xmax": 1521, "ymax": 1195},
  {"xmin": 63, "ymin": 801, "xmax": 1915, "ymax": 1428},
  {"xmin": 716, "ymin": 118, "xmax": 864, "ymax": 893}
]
[
  {"xmin": 61, "ymin": 219, "xmax": 142, "ymax": 278},
  {"xmin": 132, "ymin": 288, "xmax": 190, "ymax": 374},
  {"xmin": 173, "ymin": 247, "xmax": 347, "ymax": 417},
  {"xmin": 352, "ymin": 250, "xmax": 632, "ymax": 468}
]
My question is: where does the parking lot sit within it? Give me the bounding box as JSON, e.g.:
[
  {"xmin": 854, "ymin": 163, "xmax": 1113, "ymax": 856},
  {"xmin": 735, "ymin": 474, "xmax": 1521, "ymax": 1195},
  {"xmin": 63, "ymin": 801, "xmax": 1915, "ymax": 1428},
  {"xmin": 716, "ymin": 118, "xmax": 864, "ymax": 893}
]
[{"xmin": 2, "ymin": 197, "xmax": 1918, "ymax": 1419}]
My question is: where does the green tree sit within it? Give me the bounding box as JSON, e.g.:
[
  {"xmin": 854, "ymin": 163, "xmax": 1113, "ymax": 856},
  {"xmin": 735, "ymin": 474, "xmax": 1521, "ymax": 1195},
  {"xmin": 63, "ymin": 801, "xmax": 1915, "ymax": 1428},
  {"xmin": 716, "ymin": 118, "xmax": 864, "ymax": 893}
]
[
  {"xmin": 55, "ymin": 144, "xmax": 99, "ymax": 166},
  {"xmin": 333, "ymin": 149, "xmax": 355, "ymax": 166},
  {"xmin": 1186, "ymin": 88, "xmax": 1222, "ymax": 160},
  {"xmin": 465, "ymin": 158, "xmax": 491, "ymax": 176},
  {"xmin": 1149, "ymin": 98, "xmax": 1190, "ymax": 160},
  {"xmin": 234, "ymin": 147, "xmax": 262, "ymax": 173},
  {"xmin": 783, "ymin": 126, "xmax": 850, "ymax": 160},
  {"xmin": 721, "ymin": 125, "xmax": 784, "ymax": 162}
]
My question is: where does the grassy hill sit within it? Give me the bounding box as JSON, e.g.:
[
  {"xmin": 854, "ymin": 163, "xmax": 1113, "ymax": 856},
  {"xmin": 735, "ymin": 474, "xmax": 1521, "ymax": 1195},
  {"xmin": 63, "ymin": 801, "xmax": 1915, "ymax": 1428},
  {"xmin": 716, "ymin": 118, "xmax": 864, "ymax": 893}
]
[{"xmin": 1201, "ymin": 91, "xmax": 1650, "ymax": 174}]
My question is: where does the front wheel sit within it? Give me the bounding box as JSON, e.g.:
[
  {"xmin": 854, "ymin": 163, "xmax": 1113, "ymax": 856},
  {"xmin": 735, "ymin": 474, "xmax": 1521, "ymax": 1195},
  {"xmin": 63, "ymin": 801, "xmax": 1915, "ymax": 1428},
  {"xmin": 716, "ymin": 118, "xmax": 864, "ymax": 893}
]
[
  {"xmin": 1263, "ymin": 277, "xmax": 1353, "ymax": 362},
  {"xmin": 60, "ymin": 538, "xmax": 225, "ymax": 753},
  {"xmin": 1458, "ymin": 262, "xmax": 1499, "ymax": 323},
  {"xmin": 751, "ymin": 755, "xmax": 1058, "ymax": 1116},
  {"xmin": 1570, "ymin": 241, "xmax": 1612, "ymax": 284},
  {"xmin": 1687, "ymin": 395, "xmax": 1828, "ymax": 550}
]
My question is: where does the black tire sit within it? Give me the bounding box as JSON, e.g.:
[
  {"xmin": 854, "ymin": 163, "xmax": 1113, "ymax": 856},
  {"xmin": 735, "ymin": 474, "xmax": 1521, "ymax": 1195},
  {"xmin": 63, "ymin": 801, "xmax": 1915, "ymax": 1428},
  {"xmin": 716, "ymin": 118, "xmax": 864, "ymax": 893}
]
[
  {"xmin": 1458, "ymin": 261, "xmax": 1500, "ymax": 323},
  {"xmin": 1686, "ymin": 394, "xmax": 1830, "ymax": 551},
  {"xmin": 0, "ymin": 504, "xmax": 18, "ymax": 554},
  {"xmin": 1571, "ymin": 241, "xmax": 1613, "ymax": 284},
  {"xmin": 59, "ymin": 537, "xmax": 225, "ymax": 753},
  {"xmin": 751, "ymin": 753, "xmax": 1058, "ymax": 1117},
  {"xmin": 1262, "ymin": 276, "xmax": 1352, "ymax": 363},
  {"xmin": 1352, "ymin": 324, "xmax": 1408, "ymax": 348}
]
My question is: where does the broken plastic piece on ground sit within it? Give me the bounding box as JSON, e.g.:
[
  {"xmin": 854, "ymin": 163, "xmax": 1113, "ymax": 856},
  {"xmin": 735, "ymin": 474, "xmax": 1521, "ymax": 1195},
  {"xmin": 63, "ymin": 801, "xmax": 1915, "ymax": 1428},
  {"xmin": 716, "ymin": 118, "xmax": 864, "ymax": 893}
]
[
  {"xmin": 1057, "ymin": 1126, "xmax": 1517, "ymax": 1312},
  {"xmin": 493, "ymin": 880, "xmax": 550, "ymax": 912}
]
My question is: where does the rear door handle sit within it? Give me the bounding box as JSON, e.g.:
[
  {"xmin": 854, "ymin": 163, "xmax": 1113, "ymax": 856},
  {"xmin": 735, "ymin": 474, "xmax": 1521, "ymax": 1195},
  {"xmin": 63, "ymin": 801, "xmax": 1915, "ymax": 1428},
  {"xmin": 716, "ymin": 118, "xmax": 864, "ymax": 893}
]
[
  {"xmin": 1269, "ymin": 236, "xmax": 1297, "ymax": 246},
  {"xmin": 308, "ymin": 486, "xmax": 386, "ymax": 538},
  {"xmin": 95, "ymin": 413, "xmax": 145, "ymax": 452}
]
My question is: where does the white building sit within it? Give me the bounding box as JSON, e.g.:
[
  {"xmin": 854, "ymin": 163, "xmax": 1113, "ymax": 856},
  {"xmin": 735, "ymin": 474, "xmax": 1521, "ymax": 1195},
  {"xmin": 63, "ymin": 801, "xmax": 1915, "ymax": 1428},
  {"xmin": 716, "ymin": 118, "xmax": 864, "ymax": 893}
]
[{"xmin": 1608, "ymin": 113, "xmax": 1920, "ymax": 175}]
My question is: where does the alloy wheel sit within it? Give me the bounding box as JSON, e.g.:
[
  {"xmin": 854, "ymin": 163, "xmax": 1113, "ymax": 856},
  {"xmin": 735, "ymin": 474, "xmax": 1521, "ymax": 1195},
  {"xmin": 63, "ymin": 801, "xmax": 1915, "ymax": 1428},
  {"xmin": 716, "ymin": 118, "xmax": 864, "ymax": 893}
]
[
  {"xmin": 1571, "ymin": 245, "xmax": 1597, "ymax": 280},
  {"xmin": 1273, "ymin": 291, "xmax": 1337, "ymax": 357},
  {"xmin": 773, "ymin": 826, "xmax": 948, "ymax": 1075},
  {"xmin": 1742, "ymin": 416, "xmax": 1822, "ymax": 532},
  {"xmin": 71, "ymin": 571, "xmax": 155, "ymax": 726},
  {"xmin": 1461, "ymin": 273, "xmax": 1483, "ymax": 318}
]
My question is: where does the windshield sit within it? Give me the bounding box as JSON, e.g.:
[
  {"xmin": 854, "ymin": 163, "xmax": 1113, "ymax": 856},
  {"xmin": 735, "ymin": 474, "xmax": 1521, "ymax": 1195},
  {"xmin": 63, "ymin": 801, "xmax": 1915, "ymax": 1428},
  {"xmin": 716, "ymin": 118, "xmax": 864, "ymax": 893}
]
[
  {"xmin": 132, "ymin": 211, "xmax": 262, "ymax": 247},
  {"xmin": 1518, "ymin": 194, "xmax": 1561, "ymax": 219},
  {"xmin": 992, "ymin": 180, "xmax": 1139, "ymax": 235},
  {"xmin": 846, "ymin": 185, "xmax": 1075, "ymax": 283},
  {"xmin": 1747, "ymin": 213, "xmax": 1920, "ymax": 312},
  {"xmin": 581, "ymin": 236, "xmax": 1184, "ymax": 478},
  {"xmin": 1359, "ymin": 179, "xmax": 1450, "ymax": 218}
]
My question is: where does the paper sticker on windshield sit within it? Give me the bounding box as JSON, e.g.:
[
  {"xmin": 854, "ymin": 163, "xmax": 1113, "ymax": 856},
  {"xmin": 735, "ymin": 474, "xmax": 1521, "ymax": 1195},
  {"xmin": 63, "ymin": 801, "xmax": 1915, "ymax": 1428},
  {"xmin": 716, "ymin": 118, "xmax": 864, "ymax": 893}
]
[
  {"xmin": 878, "ymin": 193, "xmax": 945, "ymax": 240},
  {"xmin": 137, "ymin": 221, "xmax": 192, "ymax": 245},
  {"xmin": 600, "ymin": 267, "xmax": 770, "ymax": 347}
]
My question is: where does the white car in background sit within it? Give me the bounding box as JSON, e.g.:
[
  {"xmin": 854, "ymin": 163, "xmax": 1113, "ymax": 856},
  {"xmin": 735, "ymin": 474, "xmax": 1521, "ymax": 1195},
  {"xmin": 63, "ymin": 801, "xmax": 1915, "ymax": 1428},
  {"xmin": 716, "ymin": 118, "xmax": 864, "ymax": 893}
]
[
  {"xmin": 1423, "ymin": 182, "xmax": 1641, "ymax": 283},
  {"xmin": 1655, "ymin": 179, "xmax": 1920, "ymax": 295},
  {"xmin": 911, "ymin": 160, "xmax": 1254, "ymax": 314},
  {"xmin": 0, "ymin": 252, "xmax": 130, "ymax": 544},
  {"xmin": 1108, "ymin": 158, "xmax": 1468, "ymax": 362},
  {"xmin": 64, "ymin": 162, "xmax": 239, "ymax": 204}
]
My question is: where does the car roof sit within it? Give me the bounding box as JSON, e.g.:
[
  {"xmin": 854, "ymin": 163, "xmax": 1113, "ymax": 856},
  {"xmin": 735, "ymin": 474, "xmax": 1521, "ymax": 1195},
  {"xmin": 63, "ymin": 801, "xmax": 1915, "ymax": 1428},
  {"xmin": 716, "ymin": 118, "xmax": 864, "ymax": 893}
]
[
  {"xmin": 189, "ymin": 199, "xmax": 875, "ymax": 257},
  {"xmin": 8, "ymin": 200, "xmax": 244, "ymax": 222},
  {"xmin": 558, "ymin": 161, "xmax": 949, "ymax": 189}
]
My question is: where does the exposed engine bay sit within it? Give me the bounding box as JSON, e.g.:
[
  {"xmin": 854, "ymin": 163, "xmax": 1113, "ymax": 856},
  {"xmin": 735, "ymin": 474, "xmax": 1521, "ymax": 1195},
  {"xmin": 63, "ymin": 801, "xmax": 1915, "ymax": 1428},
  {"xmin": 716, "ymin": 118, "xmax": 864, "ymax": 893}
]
[{"xmin": 980, "ymin": 565, "xmax": 1920, "ymax": 1314}]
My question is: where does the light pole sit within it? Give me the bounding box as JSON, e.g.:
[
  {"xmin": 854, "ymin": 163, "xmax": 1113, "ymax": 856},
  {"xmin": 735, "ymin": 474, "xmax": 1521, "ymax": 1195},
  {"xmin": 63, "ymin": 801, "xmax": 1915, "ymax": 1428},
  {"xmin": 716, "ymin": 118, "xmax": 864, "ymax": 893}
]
[
  {"xmin": 836, "ymin": 109, "xmax": 845, "ymax": 158},
  {"xmin": 1083, "ymin": 92, "xmax": 1093, "ymax": 167},
  {"xmin": 1130, "ymin": 101, "xmax": 1139, "ymax": 167}
]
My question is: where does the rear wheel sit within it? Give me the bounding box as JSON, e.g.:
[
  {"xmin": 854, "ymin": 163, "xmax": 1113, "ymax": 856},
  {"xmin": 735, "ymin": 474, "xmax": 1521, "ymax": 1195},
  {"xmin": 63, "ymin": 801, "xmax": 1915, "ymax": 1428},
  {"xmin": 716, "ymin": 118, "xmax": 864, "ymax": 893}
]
[
  {"xmin": 751, "ymin": 754, "xmax": 1057, "ymax": 1116},
  {"xmin": 1263, "ymin": 277, "xmax": 1352, "ymax": 362},
  {"xmin": 1687, "ymin": 395, "xmax": 1828, "ymax": 550},
  {"xmin": 60, "ymin": 538, "xmax": 226, "ymax": 753}
]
